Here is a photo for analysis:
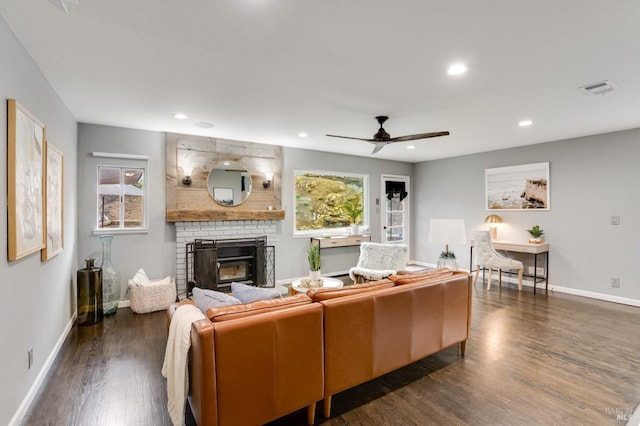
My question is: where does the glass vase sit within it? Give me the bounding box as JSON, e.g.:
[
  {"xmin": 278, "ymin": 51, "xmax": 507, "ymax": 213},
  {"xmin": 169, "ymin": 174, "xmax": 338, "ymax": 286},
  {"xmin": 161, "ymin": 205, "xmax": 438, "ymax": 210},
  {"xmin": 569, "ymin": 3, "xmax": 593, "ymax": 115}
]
[
  {"xmin": 99, "ymin": 235, "xmax": 120, "ymax": 316},
  {"xmin": 77, "ymin": 258, "xmax": 103, "ymax": 326}
]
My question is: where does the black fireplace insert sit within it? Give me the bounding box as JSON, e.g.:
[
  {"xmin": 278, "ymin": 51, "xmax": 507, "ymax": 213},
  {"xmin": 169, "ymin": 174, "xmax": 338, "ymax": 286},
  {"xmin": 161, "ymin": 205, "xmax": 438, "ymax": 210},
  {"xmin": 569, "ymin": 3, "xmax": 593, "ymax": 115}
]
[{"xmin": 185, "ymin": 236, "xmax": 275, "ymax": 294}]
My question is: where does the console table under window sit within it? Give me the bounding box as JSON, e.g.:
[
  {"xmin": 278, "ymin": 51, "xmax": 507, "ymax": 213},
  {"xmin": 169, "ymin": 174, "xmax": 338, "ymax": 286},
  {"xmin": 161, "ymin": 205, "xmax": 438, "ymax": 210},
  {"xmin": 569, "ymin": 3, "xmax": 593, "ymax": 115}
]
[
  {"xmin": 470, "ymin": 240, "xmax": 549, "ymax": 294},
  {"xmin": 310, "ymin": 235, "xmax": 371, "ymax": 261}
]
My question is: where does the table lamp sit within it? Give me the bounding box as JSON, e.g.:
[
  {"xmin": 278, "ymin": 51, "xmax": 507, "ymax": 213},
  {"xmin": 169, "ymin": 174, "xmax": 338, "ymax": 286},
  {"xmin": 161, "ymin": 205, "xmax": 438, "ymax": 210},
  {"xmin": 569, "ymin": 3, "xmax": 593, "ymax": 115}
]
[
  {"xmin": 484, "ymin": 214, "xmax": 503, "ymax": 240},
  {"xmin": 428, "ymin": 218, "xmax": 467, "ymax": 270}
]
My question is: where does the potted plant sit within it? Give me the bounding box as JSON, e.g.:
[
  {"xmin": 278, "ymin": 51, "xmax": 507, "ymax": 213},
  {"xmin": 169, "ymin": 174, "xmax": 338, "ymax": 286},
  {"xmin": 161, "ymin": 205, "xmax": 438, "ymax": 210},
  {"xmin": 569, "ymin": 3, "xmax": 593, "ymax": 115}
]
[
  {"xmin": 343, "ymin": 196, "xmax": 363, "ymax": 235},
  {"xmin": 526, "ymin": 225, "xmax": 545, "ymax": 243},
  {"xmin": 307, "ymin": 244, "xmax": 321, "ymax": 281}
]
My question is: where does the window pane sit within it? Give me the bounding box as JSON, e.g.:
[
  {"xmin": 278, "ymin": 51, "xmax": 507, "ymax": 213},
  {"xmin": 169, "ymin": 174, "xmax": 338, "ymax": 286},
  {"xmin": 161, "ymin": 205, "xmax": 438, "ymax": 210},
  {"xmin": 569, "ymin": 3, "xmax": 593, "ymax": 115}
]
[
  {"xmin": 386, "ymin": 212, "xmax": 404, "ymax": 227},
  {"xmin": 123, "ymin": 168, "xmax": 144, "ymax": 228},
  {"xmin": 294, "ymin": 171, "xmax": 367, "ymax": 233},
  {"xmin": 98, "ymin": 167, "xmax": 121, "ymax": 228},
  {"xmin": 385, "ymin": 226, "xmax": 404, "ymax": 242},
  {"xmin": 386, "ymin": 197, "xmax": 404, "ymax": 212}
]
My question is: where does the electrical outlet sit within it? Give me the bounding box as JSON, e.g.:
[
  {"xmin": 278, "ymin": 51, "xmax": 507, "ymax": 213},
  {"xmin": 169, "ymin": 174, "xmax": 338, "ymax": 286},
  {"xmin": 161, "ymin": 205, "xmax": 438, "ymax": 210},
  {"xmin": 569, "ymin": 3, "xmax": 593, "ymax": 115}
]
[
  {"xmin": 611, "ymin": 278, "xmax": 620, "ymax": 288},
  {"xmin": 28, "ymin": 348, "xmax": 33, "ymax": 369},
  {"xmin": 611, "ymin": 215, "xmax": 620, "ymax": 225}
]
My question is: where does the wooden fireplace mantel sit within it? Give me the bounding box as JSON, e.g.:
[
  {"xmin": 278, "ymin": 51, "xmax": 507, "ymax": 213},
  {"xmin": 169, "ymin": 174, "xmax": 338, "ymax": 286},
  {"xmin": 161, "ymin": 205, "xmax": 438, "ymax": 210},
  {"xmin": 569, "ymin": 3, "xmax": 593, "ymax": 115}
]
[{"xmin": 166, "ymin": 209, "xmax": 285, "ymax": 222}]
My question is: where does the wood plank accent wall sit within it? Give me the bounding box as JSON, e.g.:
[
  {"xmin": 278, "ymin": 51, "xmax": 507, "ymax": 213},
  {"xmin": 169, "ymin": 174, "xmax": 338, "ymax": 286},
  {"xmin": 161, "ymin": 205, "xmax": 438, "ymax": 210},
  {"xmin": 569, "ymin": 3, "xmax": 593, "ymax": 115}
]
[{"xmin": 165, "ymin": 133, "xmax": 284, "ymax": 222}]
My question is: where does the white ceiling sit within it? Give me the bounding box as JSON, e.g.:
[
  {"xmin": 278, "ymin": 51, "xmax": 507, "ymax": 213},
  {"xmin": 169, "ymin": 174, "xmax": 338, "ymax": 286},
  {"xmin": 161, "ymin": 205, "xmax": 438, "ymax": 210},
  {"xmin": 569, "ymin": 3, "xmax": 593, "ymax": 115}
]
[{"xmin": 2, "ymin": 0, "xmax": 640, "ymax": 162}]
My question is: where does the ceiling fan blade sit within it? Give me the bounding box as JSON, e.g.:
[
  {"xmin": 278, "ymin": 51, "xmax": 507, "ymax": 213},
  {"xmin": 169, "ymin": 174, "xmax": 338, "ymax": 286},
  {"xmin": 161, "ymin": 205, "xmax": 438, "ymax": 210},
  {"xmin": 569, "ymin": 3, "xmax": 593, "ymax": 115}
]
[
  {"xmin": 326, "ymin": 134, "xmax": 375, "ymax": 142},
  {"xmin": 389, "ymin": 131, "xmax": 450, "ymax": 142},
  {"xmin": 371, "ymin": 142, "xmax": 387, "ymax": 155}
]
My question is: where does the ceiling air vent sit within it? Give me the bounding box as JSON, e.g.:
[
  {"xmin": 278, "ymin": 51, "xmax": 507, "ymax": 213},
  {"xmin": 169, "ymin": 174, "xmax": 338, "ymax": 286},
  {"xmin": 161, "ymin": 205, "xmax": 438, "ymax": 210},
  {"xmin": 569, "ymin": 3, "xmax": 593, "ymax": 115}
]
[{"xmin": 579, "ymin": 80, "xmax": 617, "ymax": 96}]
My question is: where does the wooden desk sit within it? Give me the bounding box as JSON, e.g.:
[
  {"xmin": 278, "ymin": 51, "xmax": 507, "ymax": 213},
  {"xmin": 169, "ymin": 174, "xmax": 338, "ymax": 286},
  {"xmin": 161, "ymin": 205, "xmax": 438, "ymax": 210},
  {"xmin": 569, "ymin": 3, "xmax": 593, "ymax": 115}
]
[{"xmin": 470, "ymin": 240, "xmax": 549, "ymax": 294}]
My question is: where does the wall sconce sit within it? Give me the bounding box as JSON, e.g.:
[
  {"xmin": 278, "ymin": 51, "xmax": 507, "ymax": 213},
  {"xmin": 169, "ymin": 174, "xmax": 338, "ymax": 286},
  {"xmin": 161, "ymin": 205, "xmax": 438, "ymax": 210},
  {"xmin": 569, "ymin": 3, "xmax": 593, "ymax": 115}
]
[
  {"xmin": 484, "ymin": 214, "xmax": 503, "ymax": 240},
  {"xmin": 263, "ymin": 172, "xmax": 274, "ymax": 189},
  {"xmin": 182, "ymin": 167, "xmax": 193, "ymax": 185}
]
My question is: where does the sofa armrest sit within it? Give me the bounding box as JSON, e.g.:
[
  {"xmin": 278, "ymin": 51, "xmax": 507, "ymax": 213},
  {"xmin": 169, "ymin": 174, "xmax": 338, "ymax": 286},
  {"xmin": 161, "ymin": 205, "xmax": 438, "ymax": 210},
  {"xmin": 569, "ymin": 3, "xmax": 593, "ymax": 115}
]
[
  {"xmin": 166, "ymin": 300, "xmax": 195, "ymax": 332},
  {"xmin": 189, "ymin": 318, "xmax": 217, "ymax": 426}
]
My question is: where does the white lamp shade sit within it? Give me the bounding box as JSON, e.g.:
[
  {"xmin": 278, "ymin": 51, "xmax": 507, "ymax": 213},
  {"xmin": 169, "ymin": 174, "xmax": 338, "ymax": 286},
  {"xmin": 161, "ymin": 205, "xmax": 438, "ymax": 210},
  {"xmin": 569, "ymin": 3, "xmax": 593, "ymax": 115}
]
[
  {"xmin": 265, "ymin": 172, "xmax": 274, "ymax": 181},
  {"xmin": 183, "ymin": 167, "xmax": 193, "ymax": 177},
  {"xmin": 427, "ymin": 219, "xmax": 467, "ymax": 245}
]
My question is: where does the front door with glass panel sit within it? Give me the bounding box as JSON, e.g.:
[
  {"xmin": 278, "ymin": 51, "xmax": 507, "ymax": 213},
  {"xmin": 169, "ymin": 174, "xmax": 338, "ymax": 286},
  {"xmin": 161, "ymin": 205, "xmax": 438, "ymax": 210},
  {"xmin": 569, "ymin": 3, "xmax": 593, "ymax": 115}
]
[{"xmin": 382, "ymin": 175, "xmax": 410, "ymax": 250}]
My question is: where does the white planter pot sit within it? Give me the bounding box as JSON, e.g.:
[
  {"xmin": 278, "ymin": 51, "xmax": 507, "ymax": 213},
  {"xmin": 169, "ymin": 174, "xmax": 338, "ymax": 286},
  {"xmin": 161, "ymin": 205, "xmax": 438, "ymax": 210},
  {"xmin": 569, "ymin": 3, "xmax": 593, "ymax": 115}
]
[
  {"xmin": 349, "ymin": 224, "xmax": 359, "ymax": 235},
  {"xmin": 309, "ymin": 270, "xmax": 322, "ymax": 281}
]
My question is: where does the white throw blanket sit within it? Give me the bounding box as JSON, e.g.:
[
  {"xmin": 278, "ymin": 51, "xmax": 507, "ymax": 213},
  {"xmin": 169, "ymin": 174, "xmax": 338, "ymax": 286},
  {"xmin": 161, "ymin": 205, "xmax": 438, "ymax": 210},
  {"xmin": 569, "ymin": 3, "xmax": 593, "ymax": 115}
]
[{"xmin": 162, "ymin": 304, "xmax": 205, "ymax": 426}]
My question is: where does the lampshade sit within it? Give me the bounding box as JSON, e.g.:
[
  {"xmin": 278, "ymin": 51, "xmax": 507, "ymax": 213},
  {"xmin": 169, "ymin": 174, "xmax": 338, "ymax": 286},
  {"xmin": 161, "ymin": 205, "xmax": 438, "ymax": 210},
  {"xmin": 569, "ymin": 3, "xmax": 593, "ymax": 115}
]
[
  {"xmin": 427, "ymin": 219, "xmax": 467, "ymax": 246},
  {"xmin": 484, "ymin": 214, "xmax": 503, "ymax": 224}
]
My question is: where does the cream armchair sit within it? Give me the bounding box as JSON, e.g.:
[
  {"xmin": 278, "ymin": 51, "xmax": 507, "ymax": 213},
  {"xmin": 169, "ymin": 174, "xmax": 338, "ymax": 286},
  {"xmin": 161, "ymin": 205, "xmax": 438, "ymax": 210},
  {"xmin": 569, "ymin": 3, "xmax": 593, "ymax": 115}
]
[
  {"xmin": 349, "ymin": 242, "xmax": 408, "ymax": 284},
  {"xmin": 472, "ymin": 231, "xmax": 524, "ymax": 291}
]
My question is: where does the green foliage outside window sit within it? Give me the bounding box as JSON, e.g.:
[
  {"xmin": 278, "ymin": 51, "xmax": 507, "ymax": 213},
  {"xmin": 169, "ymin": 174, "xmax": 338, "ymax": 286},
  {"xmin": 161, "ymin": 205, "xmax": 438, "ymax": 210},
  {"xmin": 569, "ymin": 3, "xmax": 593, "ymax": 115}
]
[{"xmin": 294, "ymin": 170, "xmax": 367, "ymax": 234}]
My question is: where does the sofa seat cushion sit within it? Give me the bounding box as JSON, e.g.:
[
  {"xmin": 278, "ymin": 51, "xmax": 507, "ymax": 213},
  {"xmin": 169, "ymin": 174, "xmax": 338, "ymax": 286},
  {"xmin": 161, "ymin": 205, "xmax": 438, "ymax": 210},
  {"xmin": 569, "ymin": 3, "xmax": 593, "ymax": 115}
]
[
  {"xmin": 306, "ymin": 279, "xmax": 395, "ymax": 301},
  {"xmin": 389, "ymin": 268, "xmax": 454, "ymax": 285},
  {"xmin": 206, "ymin": 294, "xmax": 312, "ymax": 322}
]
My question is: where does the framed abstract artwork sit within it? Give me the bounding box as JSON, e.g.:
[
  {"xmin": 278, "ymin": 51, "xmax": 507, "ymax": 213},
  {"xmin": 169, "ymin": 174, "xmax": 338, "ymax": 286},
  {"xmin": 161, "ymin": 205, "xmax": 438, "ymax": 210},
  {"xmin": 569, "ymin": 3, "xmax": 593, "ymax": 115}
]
[
  {"xmin": 42, "ymin": 143, "xmax": 64, "ymax": 261},
  {"xmin": 485, "ymin": 162, "xmax": 550, "ymax": 211},
  {"xmin": 7, "ymin": 99, "xmax": 47, "ymax": 260}
]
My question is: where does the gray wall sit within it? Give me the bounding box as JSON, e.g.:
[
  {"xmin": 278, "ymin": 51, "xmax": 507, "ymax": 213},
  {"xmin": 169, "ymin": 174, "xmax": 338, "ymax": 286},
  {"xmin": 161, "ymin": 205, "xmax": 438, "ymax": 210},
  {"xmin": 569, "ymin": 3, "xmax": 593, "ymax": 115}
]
[
  {"xmin": 414, "ymin": 128, "xmax": 640, "ymax": 303},
  {"xmin": 77, "ymin": 124, "xmax": 176, "ymax": 298},
  {"xmin": 279, "ymin": 147, "xmax": 413, "ymax": 279},
  {"xmin": 0, "ymin": 16, "xmax": 78, "ymax": 425}
]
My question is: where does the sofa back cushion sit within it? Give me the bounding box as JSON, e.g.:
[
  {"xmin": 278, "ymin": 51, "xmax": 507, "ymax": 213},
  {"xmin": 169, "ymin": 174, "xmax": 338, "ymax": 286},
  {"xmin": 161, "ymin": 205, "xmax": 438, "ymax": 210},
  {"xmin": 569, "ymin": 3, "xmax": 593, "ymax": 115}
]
[
  {"xmin": 389, "ymin": 268, "xmax": 453, "ymax": 285},
  {"xmin": 206, "ymin": 294, "xmax": 312, "ymax": 322},
  {"xmin": 306, "ymin": 279, "xmax": 395, "ymax": 301}
]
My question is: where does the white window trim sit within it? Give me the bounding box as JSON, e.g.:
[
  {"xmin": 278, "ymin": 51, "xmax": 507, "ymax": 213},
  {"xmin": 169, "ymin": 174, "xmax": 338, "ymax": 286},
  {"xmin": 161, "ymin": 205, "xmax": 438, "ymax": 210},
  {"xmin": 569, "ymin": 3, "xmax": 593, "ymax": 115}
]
[{"xmin": 93, "ymin": 154, "xmax": 149, "ymax": 235}]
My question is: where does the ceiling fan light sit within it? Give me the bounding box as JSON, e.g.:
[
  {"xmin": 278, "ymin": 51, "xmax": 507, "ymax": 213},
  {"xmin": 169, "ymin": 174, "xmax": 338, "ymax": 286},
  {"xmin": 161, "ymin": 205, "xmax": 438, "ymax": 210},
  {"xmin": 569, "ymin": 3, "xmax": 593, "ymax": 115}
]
[{"xmin": 518, "ymin": 119, "xmax": 533, "ymax": 127}]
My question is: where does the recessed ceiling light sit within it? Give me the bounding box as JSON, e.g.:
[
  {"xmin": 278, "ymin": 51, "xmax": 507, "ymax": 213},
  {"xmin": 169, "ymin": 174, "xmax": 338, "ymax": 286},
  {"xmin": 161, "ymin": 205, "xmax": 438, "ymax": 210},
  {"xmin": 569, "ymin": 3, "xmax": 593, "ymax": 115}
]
[
  {"xmin": 447, "ymin": 63, "xmax": 467, "ymax": 76},
  {"xmin": 407, "ymin": 145, "xmax": 416, "ymax": 150},
  {"xmin": 298, "ymin": 132, "xmax": 308, "ymax": 138},
  {"xmin": 194, "ymin": 121, "xmax": 214, "ymax": 128},
  {"xmin": 173, "ymin": 113, "xmax": 188, "ymax": 120},
  {"xmin": 518, "ymin": 119, "xmax": 533, "ymax": 127},
  {"xmin": 223, "ymin": 161, "xmax": 230, "ymax": 166}
]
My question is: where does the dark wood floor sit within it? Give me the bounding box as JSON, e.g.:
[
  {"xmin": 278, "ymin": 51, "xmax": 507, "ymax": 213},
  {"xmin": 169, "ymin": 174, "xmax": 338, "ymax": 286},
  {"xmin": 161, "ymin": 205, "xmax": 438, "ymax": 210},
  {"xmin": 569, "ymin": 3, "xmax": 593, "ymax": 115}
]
[{"xmin": 22, "ymin": 281, "xmax": 640, "ymax": 425}]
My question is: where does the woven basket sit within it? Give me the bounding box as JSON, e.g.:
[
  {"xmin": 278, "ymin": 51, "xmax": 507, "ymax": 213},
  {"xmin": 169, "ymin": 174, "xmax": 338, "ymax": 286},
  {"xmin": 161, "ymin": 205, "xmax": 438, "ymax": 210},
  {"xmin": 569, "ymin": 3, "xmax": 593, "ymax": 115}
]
[{"xmin": 129, "ymin": 278, "xmax": 176, "ymax": 314}]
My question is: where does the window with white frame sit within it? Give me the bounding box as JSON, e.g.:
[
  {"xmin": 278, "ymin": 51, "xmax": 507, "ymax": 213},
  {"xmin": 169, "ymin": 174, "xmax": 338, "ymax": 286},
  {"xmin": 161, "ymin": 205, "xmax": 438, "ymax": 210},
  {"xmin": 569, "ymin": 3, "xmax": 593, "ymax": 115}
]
[
  {"xmin": 294, "ymin": 169, "xmax": 368, "ymax": 236},
  {"xmin": 97, "ymin": 165, "xmax": 147, "ymax": 230}
]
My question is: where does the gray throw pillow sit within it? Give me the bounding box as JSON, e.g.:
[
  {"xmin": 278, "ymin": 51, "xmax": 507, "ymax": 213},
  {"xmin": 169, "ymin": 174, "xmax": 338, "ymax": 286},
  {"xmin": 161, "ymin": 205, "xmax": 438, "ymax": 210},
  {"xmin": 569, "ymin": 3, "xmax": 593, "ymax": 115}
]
[
  {"xmin": 192, "ymin": 287, "xmax": 242, "ymax": 314},
  {"xmin": 231, "ymin": 282, "xmax": 281, "ymax": 304}
]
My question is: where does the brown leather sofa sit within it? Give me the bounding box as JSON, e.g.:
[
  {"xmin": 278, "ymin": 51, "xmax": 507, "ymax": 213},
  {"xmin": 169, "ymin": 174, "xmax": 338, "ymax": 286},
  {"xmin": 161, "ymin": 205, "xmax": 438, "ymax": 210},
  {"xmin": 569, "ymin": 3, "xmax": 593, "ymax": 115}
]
[
  {"xmin": 167, "ymin": 269, "xmax": 472, "ymax": 424},
  {"xmin": 314, "ymin": 270, "xmax": 471, "ymax": 417},
  {"xmin": 167, "ymin": 294, "xmax": 324, "ymax": 426}
]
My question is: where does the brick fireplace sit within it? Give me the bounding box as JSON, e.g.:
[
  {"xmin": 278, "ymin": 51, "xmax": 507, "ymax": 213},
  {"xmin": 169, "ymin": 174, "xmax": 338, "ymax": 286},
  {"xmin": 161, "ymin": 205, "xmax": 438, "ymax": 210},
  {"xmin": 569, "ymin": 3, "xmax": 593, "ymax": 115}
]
[{"xmin": 174, "ymin": 220, "xmax": 277, "ymax": 298}]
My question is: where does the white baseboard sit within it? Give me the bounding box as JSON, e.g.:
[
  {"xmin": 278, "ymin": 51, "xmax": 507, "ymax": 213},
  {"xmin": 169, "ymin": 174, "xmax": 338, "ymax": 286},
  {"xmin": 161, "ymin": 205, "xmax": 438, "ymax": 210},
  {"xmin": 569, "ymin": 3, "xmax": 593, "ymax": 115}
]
[
  {"xmin": 548, "ymin": 285, "xmax": 640, "ymax": 308},
  {"xmin": 10, "ymin": 312, "xmax": 77, "ymax": 426}
]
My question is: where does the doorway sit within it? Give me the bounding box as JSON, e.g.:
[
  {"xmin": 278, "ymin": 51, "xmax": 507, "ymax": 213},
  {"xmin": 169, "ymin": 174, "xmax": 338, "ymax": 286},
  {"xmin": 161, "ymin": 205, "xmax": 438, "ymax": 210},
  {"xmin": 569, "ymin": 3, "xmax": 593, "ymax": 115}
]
[{"xmin": 381, "ymin": 175, "xmax": 410, "ymax": 254}]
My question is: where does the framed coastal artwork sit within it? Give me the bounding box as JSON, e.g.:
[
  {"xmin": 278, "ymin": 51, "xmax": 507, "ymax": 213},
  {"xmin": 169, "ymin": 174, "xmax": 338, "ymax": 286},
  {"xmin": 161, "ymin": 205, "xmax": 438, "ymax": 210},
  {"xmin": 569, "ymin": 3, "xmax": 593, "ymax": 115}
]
[
  {"xmin": 42, "ymin": 143, "xmax": 64, "ymax": 261},
  {"xmin": 485, "ymin": 162, "xmax": 550, "ymax": 211},
  {"xmin": 7, "ymin": 99, "xmax": 46, "ymax": 261}
]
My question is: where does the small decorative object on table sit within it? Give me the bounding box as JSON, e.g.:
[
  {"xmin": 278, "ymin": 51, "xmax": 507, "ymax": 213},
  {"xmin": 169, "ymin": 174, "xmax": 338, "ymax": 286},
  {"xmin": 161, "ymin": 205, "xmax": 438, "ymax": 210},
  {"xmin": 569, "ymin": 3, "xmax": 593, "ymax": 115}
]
[
  {"xmin": 308, "ymin": 244, "xmax": 321, "ymax": 281},
  {"xmin": 526, "ymin": 225, "xmax": 545, "ymax": 243}
]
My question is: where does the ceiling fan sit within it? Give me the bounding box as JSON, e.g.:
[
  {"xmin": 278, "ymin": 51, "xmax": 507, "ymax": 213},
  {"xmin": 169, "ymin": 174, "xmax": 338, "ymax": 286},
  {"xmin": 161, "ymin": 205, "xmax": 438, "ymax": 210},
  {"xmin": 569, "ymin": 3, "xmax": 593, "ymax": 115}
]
[{"xmin": 326, "ymin": 116, "xmax": 450, "ymax": 154}]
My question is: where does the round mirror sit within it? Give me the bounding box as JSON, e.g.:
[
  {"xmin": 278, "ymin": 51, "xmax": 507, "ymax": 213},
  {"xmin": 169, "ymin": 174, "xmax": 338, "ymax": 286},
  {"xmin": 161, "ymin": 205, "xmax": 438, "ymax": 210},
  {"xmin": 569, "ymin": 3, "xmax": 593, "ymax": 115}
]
[{"xmin": 207, "ymin": 162, "xmax": 252, "ymax": 206}]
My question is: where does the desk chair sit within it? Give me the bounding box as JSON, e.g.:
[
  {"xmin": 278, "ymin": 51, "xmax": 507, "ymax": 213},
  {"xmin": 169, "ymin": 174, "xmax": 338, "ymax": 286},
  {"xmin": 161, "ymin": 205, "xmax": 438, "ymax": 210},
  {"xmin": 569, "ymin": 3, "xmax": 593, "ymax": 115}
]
[{"xmin": 472, "ymin": 231, "xmax": 524, "ymax": 291}]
